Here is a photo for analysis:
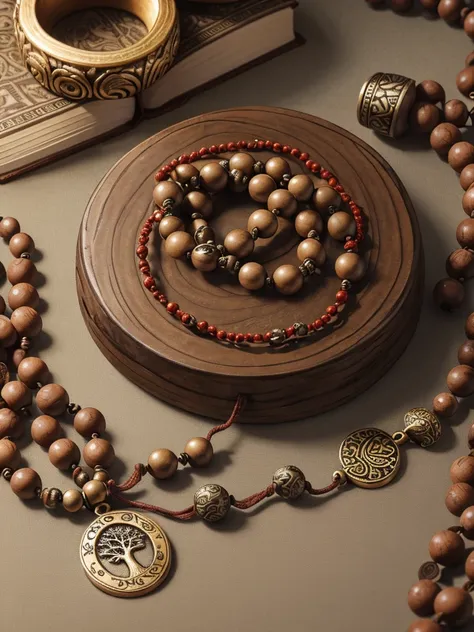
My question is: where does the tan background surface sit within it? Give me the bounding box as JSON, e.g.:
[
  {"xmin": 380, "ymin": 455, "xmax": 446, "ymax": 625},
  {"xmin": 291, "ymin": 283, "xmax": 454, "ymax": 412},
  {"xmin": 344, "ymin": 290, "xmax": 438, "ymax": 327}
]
[{"xmin": 1, "ymin": 1, "xmax": 474, "ymax": 630}]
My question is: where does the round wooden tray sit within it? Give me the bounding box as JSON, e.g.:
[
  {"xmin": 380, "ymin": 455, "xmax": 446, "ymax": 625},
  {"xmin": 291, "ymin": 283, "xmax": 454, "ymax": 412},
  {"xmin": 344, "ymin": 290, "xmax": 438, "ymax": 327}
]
[{"xmin": 76, "ymin": 106, "xmax": 423, "ymax": 423}]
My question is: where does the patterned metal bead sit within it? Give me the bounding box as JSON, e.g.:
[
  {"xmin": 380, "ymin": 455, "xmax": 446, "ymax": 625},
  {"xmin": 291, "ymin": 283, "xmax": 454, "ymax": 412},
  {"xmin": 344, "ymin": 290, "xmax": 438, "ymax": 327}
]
[
  {"xmin": 229, "ymin": 169, "xmax": 249, "ymax": 193},
  {"xmin": 218, "ymin": 160, "xmax": 230, "ymax": 172},
  {"xmin": 341, "ymin": 280, "xmax": 352, "ymax": 291},
  {"xmin": 194, "ymin": 483, "xmax": 231, "ymax": 522},
  {"xmin": 404, "ymin": 408, "xmax": 441, "ymax": 448},
  {"xmin": 41, "ymin": 487, "xmax": 63, "ymax": 509},
  {"xmin": 293, "ymin": 322, "xmax": 309, "ymax": 337},
  {"xmin": 2, "ymin": 467, "xmax": 13, "ymax": 481},
  {"xmin": 272, "ymin": 465, "xmax": 306, "ymax": 499},
  {"xmin": 280, "ymin": 173, "xmax": 291, "ymax": 188},
  {"xmin": 188, "ymin": 175, "xmax": 200, "ymax": 191},
  {"xmin": 269, "ymin": 329, "xmax": 286, "ymax": 346},
  {"xmin": 219, "ymin": 255, "xmax": 240, "ymax": 274},
  {"xmin": 253, "ymin": 161, "xmax": 265, "ymax": 174},
  {"xmin": 299, "ymin": 258, "xmax": 318, "ymax": 277},
  {"xmin": 418, "ymin": 561, "xmax": 442, "ymax": 582},
  {"xmin": 194, "ymin": 225, "xmax": 215, "ymax": 245}
]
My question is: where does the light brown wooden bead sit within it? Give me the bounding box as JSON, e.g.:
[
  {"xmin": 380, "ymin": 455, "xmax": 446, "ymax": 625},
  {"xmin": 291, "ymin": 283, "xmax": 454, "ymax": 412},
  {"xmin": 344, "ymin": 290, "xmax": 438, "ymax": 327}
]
[
  {"xmin": 448, "ymin": 142, "xmax": 474, "ymax": 173},
  {"xmin": 170, "ymin": 164, "xmax": 199, "ymax": 186},
  {"xmin": 408, "ymin": 579, "xmax": 441, "ymax": 617},
  {"xmin": 247, "ymin": 209, "xmax": 278, "ymax": 238},
  {"xmin": 288, "ymin": 174, "xmax": 314, "ymax": 201},
  {"xmin": 184, "ymin": 437, "xmax": 213, "ymax": 467},
  {"xmin": 327, "ymin": 212, "xmax": 356, "ymax": 241},
  {"xmin": 8, "ymin": 283, "xmax": 39, "ymax": 310},
  {"xmin": 164, "ymin": 231, "xmax": 195, "ymax": 259},
  {"xmin": 466, "ymin": 550, "xmax": 474, "ymax": 579},
  {"xmin": 459, "ymin": 339, "xmax": 474, "ymax": 366},
  {"xmin": 182, "ymin": 191, "xmax": 213, "ymax": 219},
  {"xmin": 248, "ymin": 174, "xmax": 276, "ymax": 203},
  {"xmin": 49, "ymin": 438, "xmax": 80, "ymax": 471},
  {"xmin": 158, "ymin": 216, "xmax": 184, "ymax": 239},
  {"xmin": 313, "ymin": 186, "xmax": 340, "ymax": 211},
  {"xmin": 7, "ymin": 258, "xmax": 36, "ymax": 286},
  {"xmin": 152, "ymin": 180, "xmax": 184, "ymax": 206},
  {"xmin": 273, "ymin": 264, "xmax": 304, "ymax": 296},
  {"xmin": 461, "ymin": 506, "xmax": 474, "ymax": 538},
  {"xmin": 191, "ymin": 244, "xmax": 219, "ymax": 272},
  {"xmin": 10, "ymin": 306, "xmax": 42, "ymax": 337},
  {"xmin": 438, "ymin": 0, "xmax": 465, "ymax": 21},
  {"xmin": 295, "ymin": 210, "xmax": 323, "ymax": 237},
  {"xmin": 228, "ymin": 152, "xmax": 255, "ymax": 177},
  {"xmin": 0, "ymin": 408, "xmax": 22, "ymax": 439},
  {"xmin": 238, "ymin": 262, "xmax": 266, "ymax": 291},
  {"xmin": 62, "ymin": 488, "xmax": 84, "ymax": 513},
  {"xmin": 297, "ymin": 239, "xmax": 326, "ymax": 266},
  {"xmin": 457, "ymin": 66, "xmax": 474, "ymax": 98},
  {"xmin": 12, "ymin": 349, "xmax": 25, "ymax": 368},
  {"xmin": 416, "ymin": 80, "xmax": 446, "ymax": 104},
  {"xmin": 445, "ymin": 482, "xmax": 474, "ymax": 516},
  {"xmin": 434, "ymin": 587, "xmax": 473, "ymax": 627},
  {"xmin": 224, "ymin": 229, "xmax": 254, "ymax": 258},
  {"xmin": 447, "ymin": 364, "xmax": 474, "ymax": 397},
  {"xmin": 36, "ymin": 383, "xmax": 69, "ymax": 415},
  {"xmin": 265, "ymin": 157, "xmax": 290, "ymax": 181},
  {"xmin": 73, "ymin": 407, "xmax": 106, "ymax": 437},
  {"xmin": 0, "ymin": 217, "xmax": 20, "ymax": 240},
  {"xmin": 200, "ymin": 162, "xmax": 228, "ymax": 193},
  {"xmin": 1, "ymin": 382, "xmax": 31, "ymax": 411},
  {"xmin": 147, "ymin": 448, "xmax": 178, "ymax": 480},
  {"xmin": 444, "ymin": 99, "xmax": 469, "ymax": 127},
  {"xmin": 83, "ymin": 438, "xmax": 115, "ymax": 468},
  {"xmin": 82, "ymin": 479, "xmax": 108, "ymax": 506},
  {"xmin": 463, "ymin": 187, "xmax": 474, "ymax": 217},
  {"xmin": 0, "ymin": 438, "xmax": 20, "ymax": 470},
  {"xmin": 409, "ymin": 103, "xmax": 441, "ymax": 134},
  {"xmin": 457, "ymin": 218, "xmax": 474, "ymax": 247},
  {"xmin": 267, "ymin": 189, "xmax": 297, "ymax": 219},
  {"xmin": 432, "ymin": 392, "xmax": 458, "ymax": 417},
  {"xmin": 460, "ymin": 165, "xmax": 474, "ymax": 192},
  {"xmin": 446, "ymin": 248, "xmax": 474, "ymax": 278},
  {"xmin": 31, "ymin": 415, "xmax": 62, "ymax": 448},
  {"xmin": 10, "ymin": 467, "xmax": 41, "ymax": 500},
  {"xmin": 9, "ymin": 233, "xmax": 34, "ymax": 258},
  {"xmin": 433, "ymin": 277, "xmax": 464, "ymax": 310},
  {"xmin": 451, "ymin": 456, "xmax": 474, "ymax": 485},
  {"xmin": 408, "ymin": 620, "xmax": 442, "ymax": 632},
  {"xmin": 335, "ymin": 253, "xmax": 366, "ymax": 282},
  {"xmin": 429, "ymin": 529, "xmax": 465, "ymax": 565},
  {"xmin": 0, "ymin": 316, "xmax": 17, "ymax": 347},
  {"xmin": 430, "ymin": 123, "xmax": 462, "ymax": 155},
  {"xmin": 17, "ymin": 357, "xmax": 50, "ymax": 388}
]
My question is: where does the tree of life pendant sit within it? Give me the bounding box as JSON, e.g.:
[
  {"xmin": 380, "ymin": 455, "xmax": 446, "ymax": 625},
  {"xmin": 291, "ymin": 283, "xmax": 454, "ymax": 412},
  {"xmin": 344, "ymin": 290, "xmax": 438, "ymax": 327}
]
[{"xmin": 80, "ymin": 510, "xmax": 171, "ymax": 598}]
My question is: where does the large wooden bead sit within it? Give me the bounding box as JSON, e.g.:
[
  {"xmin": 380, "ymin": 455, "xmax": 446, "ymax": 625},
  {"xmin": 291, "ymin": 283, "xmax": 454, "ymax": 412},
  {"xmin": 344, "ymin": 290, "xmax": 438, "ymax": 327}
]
[
  {"xmin": 459, "ymin": 339, "xmax": 474, "ymax": 366},
  {"xmin": 288, "ymin": 174, "xmax": 314, "ymax": 201},
  {"xmin": 224, "ymin": 229, "xmax": 254, "ymax": 258},
  {"xmin": 434, "ymin": 587, "xmax": 473, "ymax": 627},
  {"xmin": 457, "ymin": 66, "xmax": 474, "ymax": 98},
  {"xmin": 451, "ymin": 456, "xmax": 474, "ymax": 485},
  {"xmin": 10, "ymin": 467, "xmax": 41, "ymax": 500},
  {"xmin": 408, "ymin": 579, "xmax": 441, "ymax": 616},
  {"xmin": 190, "ymin": 244, "xmax": 219, "ymax": 272},
  {"xmin": 170, "ymin": 163, "xmax": 199, "ymax": 187},
  {"xmin": 238, "ymin": 262, "xmax": 266, "ymax": 291},
  {"xmin": 228, "ymin": 152, "xmax": 255, "ymax": 177},
  {"xmin": 9, "ymin": 233, "xmax": 34, "ymax": 258},
  {"xmin": 10, "ymin": 306, "xmax": 42, "ymax": 337},
  {"xmin": 73, "ymin": 407, "xmax": 106, "ymax": 437},
  {"xmin": 313, "ymin": 186, "xmax": 340, "ymax": 211},
  {"xmin": 7, "ymin": 258, "xmax": 36, "ymax": 285},
  {"xmin": 0, "ymin": 408, "xmax": 22, "ymax": 439},
  {"xmin": 31, "ymin": 415, "xmax": 62, "ymax": 448},
  {"xmin": 429, "ymin": 529, "xmax": 465, "ymax": 565},
  {"xmin": 0, "ymin": 316, "xmax": 17, "ymax": 347},
  {"xmin": 463, "ymin": 187, "xmax": 474, "ymax": 217},
  {"xmin": 17, "ymin": 357, "xmax": 49, "ymax": 387},
  {"xmin": 83, "ymin": 438, "xmax": 115, "ymax": 468},
  {"xmin": 164, "ymin": 231, "xmax": 195, "ymax": 259},
  {"xmin": 460, "ymin": 166, "xmax": 474, "ymax": 191},
  {"xmin": 273, "ymin": 264, "xmax": 304, "ymax": 295},
  {"xmin": 467, "ymin": 313, "xmax": 474, "ymax": 338},
  {"xmin": 433, "ymin": 277, "xmax": 464, "ymax": 310},
  {"xmin": 448, "ymin": 142, "xmax": 474, "ymax": 173},
  {"xmin": 36, "ymin": 383, "xmax": 69, "ymax": 415},
  {"xmin": 247, "ymin": 209, "xmax": 278, "ymax": 238},
  {"xmin": 265, "ymin": 157, "xmax": 290, "ymax": 181},
  {"xmin": 335, "ymin": 253, "xmax": 366, "ymax": 282},
  {"xmin": 327, "ymin": 212, "xmax": 356, "ymax": 241},
  {"xmin": 1, "ymin": 382, "xmax": 31, "ymax": 410},
  {"xmin": 447, "ymin": 364, "xmax": 474, "ymax": 397},
  {"xmin": 0, "ymin": 217, "xmax": 20, "ymax": 240},
  {"xmin": 466, "ymin": 550, "xmax": 474, "ymax": 579},
  {"xmin": 182, "ymin": 191, "xmax": 213, "ymax": 219},
  {"xmin": 49, "ymin": 438, "xmax": 80, "ymax": 470},
  {"xmin": 446, "ymin": 482, "xmax": 474, "ymax": 516},
  {"xmin": 408, "ymin": 620, "xmax": 442, "ymax": 632},
  {"xmin": 438, "ymin": 0, "xmax": 465, "ymax": 22},
  {"xmin": 430, "ymin": 123, "xmax": 462, "ymax": 155},
  {"xmin": 0, "ymin": 438, "xmax": 20, "ymax": 470},
  {"xmin": 248, "ymin": 174, "xmax": 276, "ymax": 203},
  {"xmin": 446, "ymin": 248, "xmax": 474, "ymax": 278},
  {"xmin": 461, "ymin": 506, "xmax": 474, "ymax": 539},
  {"xmin": 457, "ymin": 218, "xmax": 474, "ymax": 247},
  {"xmin": 158, "ymin": 216, "xmax": 184, "ymax": 239},
  {"xmin": 295, "ymin": 210, "xmax": 323, "ymax": 237},
  {"xmin": 267, "ymin": 189, "xmax": 297, "ymax": 219},
  {"xmin": 432, "ymin": 392, "xmax": 458, "ymax": 417},
  {"xmin": 152, "ymin": 180, "xmax": 183, "ymax": 207},
  {"xmin": 416, "ymin": 80, "xmax": 445, "ymax": 104},
  {"xmin": 200, "ymin": 162, "xmax": 228, "ymax": 193},
  {"xmin": 444, "ymin": 99, "xmax": 469, "ymax": 127},
  {"xmin": 62, "ymin": 488, "xmax": 84, "ymax": 513},
  {"xmin": 297, "ymin": 239, "xmax": 326, "ymax": 266},
  {"xmin": 8, "ymin": 283, "xmax": 39, "ymax": 310},
  {"xmin": 409, "ymin": 103, "xmax": 441, "ymax": 134},
  {"xmin": 82, "ymin": 479, "xmax": 108, "ymax": 506},
  {"xmin": 147, "ymin": 448, "xmax": 178, "ymax": 480},
  {"xmin": 184, "ymin": 437, "xmax": 213, "ymax": 467}
]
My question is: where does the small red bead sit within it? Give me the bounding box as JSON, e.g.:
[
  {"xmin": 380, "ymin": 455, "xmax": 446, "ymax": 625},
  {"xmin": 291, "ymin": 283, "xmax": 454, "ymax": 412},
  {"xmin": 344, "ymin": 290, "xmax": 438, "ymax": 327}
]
[
  {"xmin": 199, "ymin": 147, "xmax": 209, "ymax": 157},
  {"xmin": 176, "ymin": 309, "xmax": 183, "ymax": 319},
  {"xmin": 290, "ymin": 148, "xmax": 301, "ymax": 158},
  {"xmin": 307, "ymin": 323, "xmax": 314, "ymax": 332},
  {"xmin": 144, "ymin": 276, "xmax": 155, "ymax": 290},
  {"xmin": 282, "ymin": 145, "xmax": 290, "ymax": 153},
  {"xmin": 163, "ymin": 165, "xmax": 172, "ymax": 173},
  {"xmin": 257, "ymin": 140, "xmax": 265, "ymax": 150},
  {"xmin": 253, "ymin": 334, "xmax": 264, "ymax": 343},
  {"xmin": 236, "ymin": 333, "xmax": 245, "ymax": 343},
  {"xmin": 136, "ymin": 245, "xmax": 148, "ymax": 258},
  {"xmin": 160, "ymin": 297, "xmax": 167, "ymax": 305},
  {"xmin": 328, "ymin": 178, "xmax": 338, "ymax": 187},
  {"xmin": 247, "ymin": 141, "xmax": 256, "ymax": 150},
  {"xmin": 197, "ymin": 321, "xmax": 208, "ymax": 332},
  {"xmin": 341, "ymin": 193, "xmax": 351, "ymax": 203},
  {"xmin": 305, "ymin": 160, "xmax": 314, "ymax": 170},
  {"xmin": 138, "ymin": 236, "xmax": 148, "ymax": 245},
  {"xmin": 217, "ymin": 330, "xmax": 227, "ymax": 340},
  {"xmin": 179, "ymin": 154, "xmax": 190, "ymax": 164},
  {"xmin": 313, "ymin": 319, "xmax": 324, "ymax": 329},
  {"xmin": 219, "ymin": 143, "xmax": 227, "ymax": 153},
  {"xmin": 238, "ymin": 140, "xmax": 247, "ymax": 149},
  {"xmin": 300, "ymin": 152, "xmax": 309, "ymax": 161},
  {"xmin": 344, "ymin": 240, "xmax": 358, "ymax": 251},
  {"xmin": 208, "ymin": 325, "xmax": 217, "ymax": 337},
  {"xmin": 190, "ymin": 151, "xmax": 199, "ymax": 161},
  {"xmin": 264, "ymin": 332, "xmax": 272, "ymax": 343},
  {"xmin": 273, "ymin": 143, "xmax": 282, "ymax": 152},
  {"xmin": 140, "ymin": 267, "xmax": 150, "ymax": 276},
  {"xmin": 320, "ymin": 170, "xmax": 330, "ymax": 180},
  {"xmin": 227, "ymin": 142, "xmax": 237, "ymax": 151},
  {"xmin": 321, "ymin": 314, "xmax": 331, "ymax": 324},
  {"xmin": 336, "ymin": 290, "xmax": 349, "ymax": 303},
  {"xmin": 167, "ymin": 302, "xmax": 179, "ymax": 314},
  {"xmin": 153, "ymin": 291, "xmax": 161, "ymax": 300},
  {"xmin": 227, "ymin": 332, "xmax": 236, "ymax": 342},
  {"xmin": 168, "ymin": 159, "xmax": 177, "ymax": 169},
  {"xmin": 265, "ymin": 141, "xmax": 272, "ymax": 149},
  {"xmin": 139, "ymin": 260, "xmax": 149, "ymax": 269},
  {"xmin": 155, "ymin": 171, "xmax": 166, "ymax": 181},
  {"xmin": 210, "ymin": 145, "xmax": 218, "ymax": 154},
  {"xmin": 326, "ymin": 305, "xmax": 337, "ymax": 316},
  {"xmin": 244, "ymin": 333, "xmax": 253, "ymax": 342},
  {"xmin": 286, "ymin": 326, "xmax": 295, "ymax": 337},
  {"xmin": 181, "ymin": 313, "xmax": 191, "ymax": 324},
  {"xmin": 311, "ymin": 163, "xmax": 320, "ymax": 173}
]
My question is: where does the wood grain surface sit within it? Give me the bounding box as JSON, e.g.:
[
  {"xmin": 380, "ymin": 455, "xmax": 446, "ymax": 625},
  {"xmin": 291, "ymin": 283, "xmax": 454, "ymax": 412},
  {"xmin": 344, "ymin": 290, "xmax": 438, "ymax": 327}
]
[{"xmin": 76, "ymin": 106, "xmax": 423, "ymax": 423}]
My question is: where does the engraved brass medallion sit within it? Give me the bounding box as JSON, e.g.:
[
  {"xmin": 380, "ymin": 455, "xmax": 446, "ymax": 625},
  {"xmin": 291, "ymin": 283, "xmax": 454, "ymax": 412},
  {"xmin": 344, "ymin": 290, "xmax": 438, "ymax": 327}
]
[
  {"xmin": 80, "ymin": 510, "xmax": 171, "ymax": 597},
  {"xmin": 339, "ymin": 428, "xmax": 400, "ymax": 489}
]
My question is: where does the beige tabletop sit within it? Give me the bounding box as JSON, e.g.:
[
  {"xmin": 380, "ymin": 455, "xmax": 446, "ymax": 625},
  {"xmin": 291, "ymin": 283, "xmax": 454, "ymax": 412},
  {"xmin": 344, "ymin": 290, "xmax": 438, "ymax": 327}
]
[{"xmin": 2, "ymin": 1, "xmax": 474, "ymax": 630}]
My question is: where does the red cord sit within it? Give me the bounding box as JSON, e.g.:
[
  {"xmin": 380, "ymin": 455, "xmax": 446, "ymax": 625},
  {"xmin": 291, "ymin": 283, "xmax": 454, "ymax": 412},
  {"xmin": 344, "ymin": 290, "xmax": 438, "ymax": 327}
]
[
  {"xmin": 232, "ymin": 485, "xmax": 275, "ymax": 509},
  {"xmin": 206, "ymin": 394, "xmax": 246, "ymax": 440}
]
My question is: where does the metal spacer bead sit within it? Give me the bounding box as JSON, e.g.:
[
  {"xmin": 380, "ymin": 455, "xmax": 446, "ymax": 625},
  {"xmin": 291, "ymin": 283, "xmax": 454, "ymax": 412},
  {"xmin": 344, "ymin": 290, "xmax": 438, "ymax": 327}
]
[
  {"xmin": 333, "ymin": 470, "xmax": 348, "ymax": 486},
  {"xmin": 178, "ymin": 453, "xmax": 189, "ymax": 466},
  {"xmin": 73, "ymin": 469, "xmax": 90, "ymax": 488},
  {"xmin": 253, "ymin": 160, "xmax": 265, "ymax": 174},
  {"xmin": 265, "ymin": 276, "xmax": 274, "ymax": 288},
  {"xmin": 162, "ymin": 198, "xmax": 175, "ymax": 210},
  {"xmin": 183, "ymin": 315, "xmax": 197, "ymax": 328},
  {"xmin": 20, "ymin": 337, "xmax": 30, "ymax": 350},
  {"xmin": 341, "ymin": 279, "xmax": 352, "ymax": 291},
  {"xmin": 251, "ymin": 228, "xmax": 260, "ymax": 240},
  {"xmin": 2, "ymin": 467, "xmax": 13, "ymax": 481},
  {"xmin": 188, "ymin": 174, "xmax": 201, "ymax": 190},
  {"xmin": 307, "ymin": 230, "xmax": 320, "ymax": 240},
  {"xmin": 299, "ymin": 258, "xmax": 317, "ymax": 278},
  {"xmin": 191, "ymin": 212, "xmax": 203, "ymax": 221},
  {"xmin": 328, "ymin": 205, "xmax": 338, "ymax": 215},
  {"xmin": 67, "ymin": 403, "xmax": 81, "ymax": 415},
  {"xmin": 91, "ymin": 432, "xmax": 100, "ymax": 439},
  {"xmin": 216, "ymin": 244, "xmax": 226, "ymax": 254},
  {"xmin": 280, "ymin": 173, "xmax": 291, "ymax": 188},
  {"xmin": 219, "ymin": 159, "xmax": 230, "ymax": 171},
  {"xmin": 269, "ymin": 328, "xmax": 286, "ymax": 346},
  {"xmin": 293, "ymin": 322, "xmax": 309, "ymax": 337},
  {"xmin": 20, "ymin": 252, "xmax": 31, "ymax": 259}
]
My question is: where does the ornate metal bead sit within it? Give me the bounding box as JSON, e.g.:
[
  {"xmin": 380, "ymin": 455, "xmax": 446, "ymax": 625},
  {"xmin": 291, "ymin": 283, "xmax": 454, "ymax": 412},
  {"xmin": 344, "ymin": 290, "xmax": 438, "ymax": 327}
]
[
  {"xmin": 41, "ymin": 487, "xmax": 63, "ymax": 509},
  {"xmin": 253, "ymin": 160, "xmax": 265, "ymax": 174},
  {"xmin": 178, "ymin": 453, "xmax": 189, "ymax": 466},
  {"xmin": 188, "ymin": 175, "xmax": 200, "ymax": 191},
  {"xmin": 228, "ymin": 169, "xmax": 249, "ymax": 193},
  {"xmin": 218, "ymin": 159, "xmax": 230, "ymax": 172},
  {"xmin": 293, "ymin": 322, "xmax": 309, "ymax": 337},
  {"xmin": 272, "ymin": 465, "xmax": 306, "ymax": 500},
  {"xmin": 20, "ymin": 252, "xmax": 31, "ymax": 259},
  {"xmin": 299, "ymin": 258, "xmax": 318, "ymax": 277},
  {"xmin": 250, "ymin": 228, "xmax": 259, "ymax": 240},
  {"xmin": 328, "ymin": 205, "xmax": 338, "ymax": 215},
  {"xmin": 280, "ymin": 173, "xmax": 291, "ymax": 188},
  {"xmin": 183, "ymin": 315, "xmax": 197, "ymax": 328},
  {"xmin": 269, "ymin": 329, "xmax": 287, "ymax": 346},
  {"xmin": 341, "ymin": 280, "xmax": 352, "ymax": 291},
  {"xmin": 307, "ymin": 230, "xmax": 320, "ymax": 240},
  {"xmin": 2, "ymin": 467, "xmax": 13, "ymax": 481},
  {"xmin": 162, "ymin": 198, "xmax": 175, "ymax": 210},
  {"xmin": 219, "ymin": 255, "xmax": 240, "ymax": 274},
  {"xmin": 73, "ymin": 467, "xmax": 90, "ymax": 488},
  {"xmin": 194, "ymin": 225, "xmax": 215, "ymax": 245},
  {"xmin": 404, "ymin": 408, "xmax": 441, "ymax": 448},
  {"xmin": 194, "ymin": 483, "xmax": 231, "ymax": 522}
]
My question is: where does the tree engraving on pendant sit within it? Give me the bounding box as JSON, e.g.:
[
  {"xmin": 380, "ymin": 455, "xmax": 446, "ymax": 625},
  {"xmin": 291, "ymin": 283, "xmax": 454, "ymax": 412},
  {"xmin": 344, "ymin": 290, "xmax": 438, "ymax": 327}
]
[{"xmin": 97, "ymin": 525, "xmax": 147, "ymax": 578}]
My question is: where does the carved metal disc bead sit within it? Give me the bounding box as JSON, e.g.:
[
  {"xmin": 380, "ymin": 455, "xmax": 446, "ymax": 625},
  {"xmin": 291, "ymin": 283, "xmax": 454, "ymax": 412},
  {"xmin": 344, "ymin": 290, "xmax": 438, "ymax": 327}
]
[
  {"xmin": 404, "ymin": 408, "xmax": 441, "ymax": 448},
  {"xmin": 194, "ymin": 484, "xmax": 231, "ymax": 522},
  {"xmin": 293, "ymin": 322, "xmax": 309, "ymax": 337},
  {"xmin": 272, "ymin": 465, "xmax": 306, "ymax": 499},
  {"xmin": 269, "ymin": 329, "xmax": 287, "ymax": 346}
]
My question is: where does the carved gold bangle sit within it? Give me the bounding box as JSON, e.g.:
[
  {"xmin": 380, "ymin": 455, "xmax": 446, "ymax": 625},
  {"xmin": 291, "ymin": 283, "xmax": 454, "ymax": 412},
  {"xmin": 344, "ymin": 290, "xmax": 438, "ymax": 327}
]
[{"xmin": 13, "ymin": 0, "xmax": 179, "ymax": 100}]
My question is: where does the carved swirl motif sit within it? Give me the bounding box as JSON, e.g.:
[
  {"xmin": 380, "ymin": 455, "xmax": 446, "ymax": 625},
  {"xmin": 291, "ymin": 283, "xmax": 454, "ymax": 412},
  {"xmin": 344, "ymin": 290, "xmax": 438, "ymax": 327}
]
[
  {"xmin": 418, "ymin": 561, "xmax": 441, "ymax": 582},
  {"xmin": 194, "ymin": 484, "xmax": 231, "ymax": 523},
  {"xmin": 13, "ymin": 6, "xmax": 180, "ymax": 100},
  {"xmin": 339, "ymin": 428, "xmax": 400, "ymax": 489},
  {"xmin": 404, "ymin": 408, "xmax": 441, "ymax": 448},
  {"xmin": 272, "ymin": 465, "xmax": 306, "ymax": 499},
  {"xmin": 358, "ymin": 72, "xmax": 414, "ymax": 137}
]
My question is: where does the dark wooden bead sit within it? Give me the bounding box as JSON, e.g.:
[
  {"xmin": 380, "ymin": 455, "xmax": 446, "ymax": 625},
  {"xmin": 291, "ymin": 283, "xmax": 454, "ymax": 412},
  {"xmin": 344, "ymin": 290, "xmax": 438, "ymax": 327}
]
[
  {"xmin": 446, "ymin": 248, "xmax": 474, "ymax": 278},
  {"xmin": 460, "ymin": 506, "xmax": 474, "ymax": 539},
  {"xmin": 432, "ymin": 392, "xmax": 458, "ymax": 417},
  {"xmin": 433, "ymin": 277, "xmax": 464, "ymax": 310},
  {"xmin": 465, "ymin": 10, "xmax": 474, "ymax": 38},
  {"xmin": 420, "ymin": 0, "xmax": 440, "ymax": 8},
  {"xmin": 457, "ymin": 218, "xmax": 474, "ymax": 246},
  {"xmin": 430, "ymin": 123, "xmax": 461, "ymax": 156},
  {"xmin": 10, "ymin": 467, "xmax": 41, "ymax": 500},
  {"xmin": 451, "ymin": 456, "xmax": 474, "ymax": 484},
  {"xmin": 408, "ymin": 620, "xmax": 442, "ymax": 632},
  {"xmin": 463, "ymin": 187, "xmax": 474, "ymax": 217},
  {"xmin": 434, "ymin": 587, "xmax": 473, "ymax": 627},
  {"xmin": 438, "ymin": 0, "xmax": 465, "ymax": 22},
  {"xmin": 447, "ymin": 364, "xmax": 474, "ymax": 397},
  {"xmin": 429, "ymin": 529, "xmax": 465, "ymax": 565},
  {"xmin": 449, "ymin": 142, "xmax": 474, "ymax": 173},
  {"xmin": 457, "ymin": 66, "xmax": 474, "ymax": 98},
  {"xmin": 409, "ymin": 103, "xmax": 441, "ymax": 134},
  {"xmin": 460, "ymin": 165, "xmax": 474, "ymax": 191},
  {"xmin": 466, "ymin": 549, "xmax": 474, "ymax": 578},
  {"xmin": 459, "ymin": 339, "xmax": 474, "ymax": 366},
  {"xmin": 444, "ymin": 99, "xmax": 469, "ymax": 127},
  {"xmin": 408, "ymin": 579, "xmax": 441, "ymax": 616},
  {"xmin": 417, "ymin": 80, "xmax": 445, "ymax": 104},
  {"xmin": 466, "ymin": 51, "xmax": 474, "ymax": 66},
  {"xmin": 446, "ymin": 482, "xmax": 474, "ymax": 516},
  {"xmin": 0, "ymin": 217, "xmax": 20, "ymax": 240},
  {"xmin": 467, "ymin": 312, "xmax": 474, "ymax": 338}
]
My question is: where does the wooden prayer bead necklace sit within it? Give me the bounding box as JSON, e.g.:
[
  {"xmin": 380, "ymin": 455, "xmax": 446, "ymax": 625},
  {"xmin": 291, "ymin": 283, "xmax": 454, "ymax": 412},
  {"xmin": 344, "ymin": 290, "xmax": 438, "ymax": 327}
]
[{"xmin": 137, "ymin": 139, "xmax": 367, "ymax": 346}]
